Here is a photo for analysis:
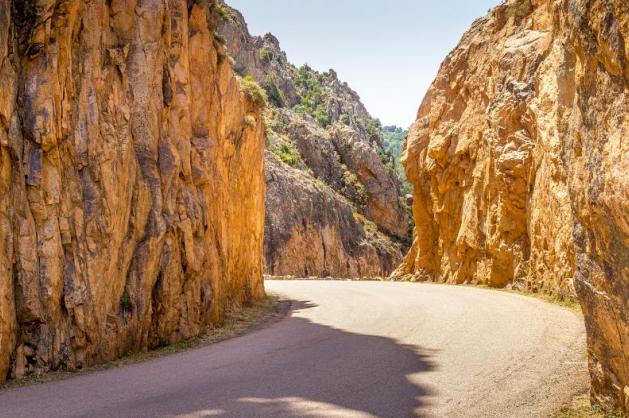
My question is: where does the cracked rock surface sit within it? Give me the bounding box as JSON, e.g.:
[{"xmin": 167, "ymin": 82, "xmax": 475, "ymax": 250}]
[
  {"xmin": 0, "ymin": 0, "xmax": 265, "ymax": 383},
  {"xmin": 394, "ymin": 0, "xmax": 628, "ymax": 411}
]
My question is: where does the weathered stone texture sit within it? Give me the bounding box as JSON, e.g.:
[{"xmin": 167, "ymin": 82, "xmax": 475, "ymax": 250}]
[
  {"xmin": 394, "ymin": 0, "xmax": 627, "ymax": 411},
  {"xmin": 566, "ymin": 0, "xmax": 628, "ymax": 411},
  {"xmin": 0, "ymin": 0, "xmax": 265, "ymax": 383}
]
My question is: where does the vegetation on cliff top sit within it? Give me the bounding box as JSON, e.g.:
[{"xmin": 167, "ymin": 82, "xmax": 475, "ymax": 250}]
[
  {"xmin": 382, "ymin": 125, "xmax": 412, "ymax": 195},
  {"xmin": 286, "ymin": 63, "xmax": 407, "ymax": 190},
  {"xmin": 506, "ymin": 0, "xmax": 532, "ymax": 19},
  {"xmin": 291, "ymin": 64, "xmax": 332, "ymax": 126}
]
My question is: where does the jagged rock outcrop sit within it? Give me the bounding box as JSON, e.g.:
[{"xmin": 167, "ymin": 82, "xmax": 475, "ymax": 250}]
[
  {"xmin": 0, "ymin": 0, "xmax": 265, "ymax": 383},
  {"xmin": 394, "ymin": 0, "xmax": 627, "ymax": 411},
  {"xmin": 265, "ymin": 154, "xmax": 401, "ymax": 277},
  {"xmin": 219, "ymin": 6, "xmax": 408, "ymax": 277}
]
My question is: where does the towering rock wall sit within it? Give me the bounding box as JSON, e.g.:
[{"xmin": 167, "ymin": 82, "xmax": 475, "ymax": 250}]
[
  {"xmin": 0, "ymin": 0, "xmax": 265, "ymax": 383},
  {"xmin": 566, "ymin": 0, "xmax": 628, "ymax": 411},
  {"xmin": 394, "ymin": 0, "xmax": 627, "ymax": 411},
  {"xmin": 219, "ymin": 7, "xmax": 409, "ymax": 278}
]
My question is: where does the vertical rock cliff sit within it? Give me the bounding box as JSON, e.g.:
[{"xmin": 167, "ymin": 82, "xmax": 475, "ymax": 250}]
[
  {"xmin": 0, "ymin": 0, "xmax": 265, "ymax": 382},
  {"xmin": 219, "ymin": 7, "xmax": 409, "ymax": 278},
  {"xmin": 567, "ymin": 1, "xmax": 628, "ymax": 412},
  {"xmin": 395, "ymin": 0, "xmax": 627, "ymax": 411}
]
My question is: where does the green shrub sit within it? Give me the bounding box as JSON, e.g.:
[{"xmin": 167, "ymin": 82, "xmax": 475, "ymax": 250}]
[
  {"xmin": 259, "ymin": 48, "xmax": 275, "ymax": 63},
  {"xmin": 313, "ymin": 107, "xmax": 329, "ymax": 127},
  {"xmin": 378, "ymin": 150, "xmax": 390, "ymax": 163},
  {"xmin": 274, "ymin": 143, "xmax": 297, "ymax": 167},
  {"xmin": 506, "ymin": 0, "xmax": 531, "ymax": 19},
  {"xmin": 214, "ymin": 3, "xmax": 229, "ymax": 21},
  {"xmin": 381, "ymin": 125, "xmax": 412, "ymax": 191},
  {"xmin": 262, "ymin": 76, "xmax": 286, "ymax": 108},
  {"xmin": 238, "ymin": 76, "xmax": 267, "ymax": 111},
  {"xmin": 312, "ymin": 177, "xmax": 328, "ymax": 192},
  {"xmin": 366, "ymin": 118, "xmax": 383, "ymax": 142},
  {"xmin": 264, "ymin": 112, "xmax": 283, "ymax": 131},
  {"xmin": 278, "ymin": 144, "xmax": 297, "ymax": 167},
  {"xmin": 291, "ymin": 64, "xmax": 331, "ymax": 127},
  {"xmin": 294, "ymin": 98, "xmax": 329, "ymax": 126},
  {"xmin": 294, "ymin": 104, "xmax": 309, "ymax": 117},
  {"xmin": 120, "ymin": 289, "xmax": 132, "ymax": 312}
]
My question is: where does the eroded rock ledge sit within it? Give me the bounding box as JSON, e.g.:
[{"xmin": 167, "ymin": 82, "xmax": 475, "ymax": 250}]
[
  {"xmin": 0, "ymin": 0, "xmax": 265, "ymax": 382},
  {"xmin": 394, "ymin": 0, "xmax": 627, "ymax": 411}
]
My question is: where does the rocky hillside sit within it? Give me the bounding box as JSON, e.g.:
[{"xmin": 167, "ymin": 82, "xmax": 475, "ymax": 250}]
[
  {"xmin": 219, "ymin": 5, "xmax": 409, "ymax": 278},
  {"xmin": 0, "ymin": 0, "xmax": 265, "ymax": 383},
  {"xmin": 394, "ymin": 0, "xmax": 627, "ymax": 412}
]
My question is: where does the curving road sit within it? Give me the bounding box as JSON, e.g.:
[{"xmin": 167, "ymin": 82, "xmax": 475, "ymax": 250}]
[{"xmin": 0, "ymin": 280, "xmax": 588, "ymax": 418}]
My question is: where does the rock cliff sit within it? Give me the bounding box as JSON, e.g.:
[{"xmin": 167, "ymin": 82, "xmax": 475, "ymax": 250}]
[
  {"xmin": 394, "ymin": 0, "xmax": 627, "ymax": 411},
  {"xmin": 219, "ymin": 6, "xmax": 409, "ymax": 278},
  {"xmin": 0, "ymin": 0, "xmax": 265, "ymax": 383}
]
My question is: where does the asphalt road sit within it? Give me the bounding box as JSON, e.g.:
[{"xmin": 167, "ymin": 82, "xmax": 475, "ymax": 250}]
[{"xmin": 0, "ymin": 280, "xmax": 589, "ymax": 418}]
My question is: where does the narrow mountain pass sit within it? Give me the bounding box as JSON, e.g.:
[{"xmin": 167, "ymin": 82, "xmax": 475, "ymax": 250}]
[{"xmin": 0, "ymin": 281, "xmax": 588, "ymax": 418}]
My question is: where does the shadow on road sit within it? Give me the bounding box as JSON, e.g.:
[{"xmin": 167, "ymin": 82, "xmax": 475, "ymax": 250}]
[
  {"xmin": 0, "ymin": 300, "xmax": 438, "ymax": 418},
  {"xmin": 149, "ymin": 299, "xmax": 438, "ymax": 417}
]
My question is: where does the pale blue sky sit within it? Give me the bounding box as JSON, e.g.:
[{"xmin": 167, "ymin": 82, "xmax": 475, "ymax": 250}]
[{"xmin": 226, "ymin": 0, "xmax": 500, "ymax": 128}]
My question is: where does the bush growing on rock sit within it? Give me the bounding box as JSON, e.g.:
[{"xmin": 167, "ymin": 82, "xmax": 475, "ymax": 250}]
[
  {"xmin": 238, "ymin": 75, "xmax": 267, "ymax": 111},
  {"xmin": 272, "ymin": 143, "xmax": 298, "ymax": 167},
  {"xmin": 506, "ymin": 0, "xmax": 531, "ymax": 19},
  {"xmin": 259, "ymin": 48, "xmax": 275, "ymax": 63},
  {"xmin": 214, "ymin": 3, "xmax": 230, "ymax": 21},
  {"xmin": 244, "ymin": 115, "xmax": 257, "ymax": 128},
  {"xmin": 263, "ymin": 76, "xmax": 286, "ymax": 108}
]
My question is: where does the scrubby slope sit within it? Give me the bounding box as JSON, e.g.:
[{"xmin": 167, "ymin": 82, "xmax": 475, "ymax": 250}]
[{"xmin": 220, "ymin": 5, "xmax": 410, "ymax": 277}]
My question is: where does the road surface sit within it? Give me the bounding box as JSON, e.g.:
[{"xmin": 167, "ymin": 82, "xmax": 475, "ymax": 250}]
[{"xmin": 0, "ymin": 280, "xmax": 588, "ymax": 417}]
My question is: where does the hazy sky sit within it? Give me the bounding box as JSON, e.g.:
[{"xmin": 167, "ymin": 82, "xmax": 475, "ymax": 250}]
[{"xmin": 226, "ymin": 0, "xmax": 499, "ymax": 128}]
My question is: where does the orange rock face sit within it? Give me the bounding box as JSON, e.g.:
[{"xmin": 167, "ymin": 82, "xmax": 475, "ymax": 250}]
[
  {"xmin": 0, "ymin": 0, "xmax": 265, "ymax": 382},
  {"xmin": 395, "ymin": 0, "xmax": 627, "ymax": 411}
]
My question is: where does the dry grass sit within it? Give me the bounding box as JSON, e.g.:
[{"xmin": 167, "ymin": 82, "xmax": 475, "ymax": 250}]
[
  {"xmin": 490, "ymin": 286, "xmax": 582, "ymax": 312},
  {"xmin": 555, "ymin": 394, "xmax": 627, "ymax": 418},
  {"xmin": 1, "ymin": 296, "xmax": 282, "ymax": 391}
]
